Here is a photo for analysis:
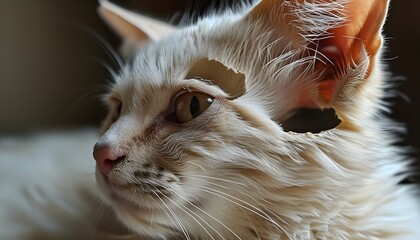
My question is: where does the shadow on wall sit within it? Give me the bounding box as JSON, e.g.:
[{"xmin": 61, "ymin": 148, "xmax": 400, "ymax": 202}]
[{"xmin": 0, "ymin": 0, "xmax": 419, "ymax": 173}]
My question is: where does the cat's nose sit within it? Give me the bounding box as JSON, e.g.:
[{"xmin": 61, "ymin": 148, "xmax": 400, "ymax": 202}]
[{"xmin": 93, "ymin": 143, "xmax": 126, "ymax": 177}]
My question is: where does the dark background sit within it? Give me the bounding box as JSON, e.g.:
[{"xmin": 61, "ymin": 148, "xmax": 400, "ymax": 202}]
[{"xmin": 0, "ymin": 1, "xmax": 419, "ymax": 180}]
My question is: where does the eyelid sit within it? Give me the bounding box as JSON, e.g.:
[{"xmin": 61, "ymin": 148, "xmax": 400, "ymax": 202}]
[
  {"xmin": 163, "ymin": 88, "xmax": 215, "ymax": 120},
  {"xmin": 109, "ymin": 96, "xmax": 122, "ymax": 115},
  {"xmin": 174, "ymin": 92, "xmax": 213, "ymax": 123},
  {"xmin": 164, "ymin": 88, "xmax": 196, "ymax": 117},
  {"xmin": 109, "ymin": 95, "xmax": 121, "ymax": 104}
]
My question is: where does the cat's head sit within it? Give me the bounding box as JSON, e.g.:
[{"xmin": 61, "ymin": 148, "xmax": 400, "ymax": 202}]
[{"xmin": 94, "ymin": 0, "xmax": 389, "ymax": 238}]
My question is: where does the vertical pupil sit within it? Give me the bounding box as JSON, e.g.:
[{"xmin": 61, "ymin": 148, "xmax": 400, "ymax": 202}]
[{"xmin": 190, "ymin": 96, "xmax": 200, "ymax": 117}]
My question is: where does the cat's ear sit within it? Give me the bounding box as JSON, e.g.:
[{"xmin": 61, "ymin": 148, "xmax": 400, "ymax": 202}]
[
  {"xmin": 99, "ymin": 1, "xmax": 175, "ymax": 56},
  {"xmin": 248, "ymin": 0, "xmax": 389, "ymax": 107}
]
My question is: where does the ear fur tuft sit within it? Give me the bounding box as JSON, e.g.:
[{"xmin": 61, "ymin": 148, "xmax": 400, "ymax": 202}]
[{"xmin": 249, "ymin": 0, "xmax": 389, "ymax": 107}]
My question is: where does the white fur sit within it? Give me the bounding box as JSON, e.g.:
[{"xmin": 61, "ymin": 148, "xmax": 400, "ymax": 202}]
[
  {"xmin": 94, "ymin": 1, "xmax": 420, "ymax": 239},
  {"xmin": 1, "ymin": 0, "xmax": 419, "ymax": 239}
]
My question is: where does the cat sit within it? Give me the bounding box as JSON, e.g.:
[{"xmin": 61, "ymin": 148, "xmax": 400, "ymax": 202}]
[
  {"xmin": 1, "ymin": 0, "xmax": 418, "ymax": 239},
  {"xmin": 91, "ymin": 0, "xmax": 420, "ymax": 239}
]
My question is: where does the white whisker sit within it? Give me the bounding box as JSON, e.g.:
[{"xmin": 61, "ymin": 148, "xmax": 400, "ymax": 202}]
[
  {"xmin": 167, "ymin": 188, "xmax": 242, "ymax": 240},
  {"xmin": 150, "ymin": 189, "xmax": 190, "ymax": 240},
  {"xmin": 188, "ymin": 162, "xmax": 208, "ymax": 172},
  {"xmin": 182, "ymin": 174, "xmax": 247, "ymax": 187},
  {"xmin": 158, "ymin": 190, "xmax": 219, "ymax": 240},
  {"xmin": 149, "ymin": 196, "xmax": 183, "ymax": 235},
  {"xmin": 87, "ymin": 28, "xmax": 124, "ymax": 70},
  {"xmin": 239, "ymin": 207, "xmax": 261, "ymax": 240},
  {"xmin": 200, "ymin": 186, "xmax": 292, "ymax": 239},
  {"xmin": 92, "ymin": 57, "xmax": 119, "ymax": 78}
]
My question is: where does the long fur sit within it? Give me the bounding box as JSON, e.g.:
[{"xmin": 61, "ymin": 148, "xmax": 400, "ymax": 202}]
[
  {"xmin": 94, "ymin": 0, "xmax": 420, "ymax": 239},
  {"xmin": 1, "ymin": 0, "xmax": 419, "ymax": 239}
]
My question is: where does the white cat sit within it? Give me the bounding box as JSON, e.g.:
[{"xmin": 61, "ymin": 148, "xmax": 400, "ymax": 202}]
[
  {"xmin": 1, "ymin": 0, "xmax": 419, "ymax": 239},
  {"xmin": 92, "ymin": 0, "xmax": 420, "ymax": 239}
]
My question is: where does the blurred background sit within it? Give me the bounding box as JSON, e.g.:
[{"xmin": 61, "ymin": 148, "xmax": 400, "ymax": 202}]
[{"xmin": 0, "ymin": 0, "xmax": 419, "ymax": 179}]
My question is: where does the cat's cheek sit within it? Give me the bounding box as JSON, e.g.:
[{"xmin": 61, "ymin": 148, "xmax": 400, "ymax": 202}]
[{"xmin": 94, "ymin": 168, "xmax": 114, "ymax": 205}]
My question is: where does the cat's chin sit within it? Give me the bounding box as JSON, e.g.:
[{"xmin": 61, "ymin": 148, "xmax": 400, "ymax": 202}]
[
  {"xmin": 95, "ymin": 171, "xmax": 162, "ymax": 213},
  {"xmin": 109, "ymin": 191, "xmax": 153, "ymax": 213},
  {"xmin": 97, "ymin": 177, "xmax": 181, "ymax": 238}
]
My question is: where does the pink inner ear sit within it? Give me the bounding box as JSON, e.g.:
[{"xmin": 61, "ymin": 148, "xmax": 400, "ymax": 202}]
[
  {"xmin": 319, "ymin": 0, "xmax": 386, "ymax": 59},
  {"xmin": 313, "ymin": 0, "xmax": 388, "ymax": 104}
]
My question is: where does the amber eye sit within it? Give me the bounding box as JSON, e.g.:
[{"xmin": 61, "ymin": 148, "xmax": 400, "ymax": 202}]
[
  {"xmin": 110, "ymin": 98, "xmax": 122, "ymax": 122},
  {"xmin": 175, "ymin": 92, "xmax": 213, "ymax": 123}
]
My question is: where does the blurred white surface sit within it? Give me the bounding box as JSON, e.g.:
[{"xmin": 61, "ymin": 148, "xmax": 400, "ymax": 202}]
[{"xmin": 0, "ymin": 129, "xmax": 127, "ymax": 239}]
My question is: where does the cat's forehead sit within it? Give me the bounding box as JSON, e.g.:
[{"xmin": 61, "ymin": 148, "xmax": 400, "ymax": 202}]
[
  {"xmin": 110, "ymin": 9, "xmax": 296, "ymax": 118},
  {"xmin": 111, "ymin": 36, "xmax": 232, "ymax": 120},
  {"xmin": 129, "ymin": 39, "xmax": 197, "ymax": 85},
  {"xmin": 114, "ymin": 14, "xmax": 248, "ymax": 97}
]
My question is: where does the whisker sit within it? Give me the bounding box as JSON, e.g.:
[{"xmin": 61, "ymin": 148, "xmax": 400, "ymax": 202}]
[
  {"xmin": 200, "ymin": 186, "xmax": 292, "ymax": 239},
  {"xmin": 69, "ymin": 83, "xmax": 108, "ymax": 115},
  {"xmin": 159, "ymin": 190, "xmax": 218, "ymax": 240},
  {"xmin": 92, "ymin": 57, "xmax": 119, "ymax": 77},
  {"xmin": 188, "ymin": 162, "xmax": 207, "ymax": 172},
  {"xmin": 180, "ymin": 175, "xmax": 282, "ymax": 224},
  {"xmin": 184, "ymin": 177, "xmax": 266, "ymax": 209},
  {"xmin": 86, "ymin": 29, "xmax": 124, "ymax": 70},
  {"xmin": 200, "ymin": 187, "xmax": 269, "ymax": 222},
  {"xmin": 180, "ymin": 175, "xmax": 261, "ymax": 204},
  {"xmin": 182, "ymin": 174, "xmax": 247, "ymax": 187},
  {"xmin": 167, "ymin": 188, "xmax": 242, "ymax": 240},
  {"xmin": 150, "ymin": 189, "xmax": 190, "ymax": 240},
  {"xmin": 149, "ymin": 196, "xmax": 182, "ymax": 234},
  {"xmin": 180, "ymin": 176, "xmax": 231, "ymax": 191},
  {"xmin": 71, "ymin": 23, "xmax": 124, "ymax": 70},
  {"xmin": 239, "ymin": 207, "xmax": 261, "ymax": 240},
  {"xmin": 150, "ymin": 183, "xmax": 223, "ymax": 239},
  {"xmin": 129, "ymin": 188, "xmax": 137, "ymax": 204}
]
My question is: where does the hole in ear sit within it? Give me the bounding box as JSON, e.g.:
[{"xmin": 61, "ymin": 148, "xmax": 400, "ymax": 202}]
[
  {"xmin": 186, "ymin": 58, "xmax": 246, "ymax": 99},
  {"xmin": 281, "ymin": 108, "xmax": 341, "ymax": 134}
]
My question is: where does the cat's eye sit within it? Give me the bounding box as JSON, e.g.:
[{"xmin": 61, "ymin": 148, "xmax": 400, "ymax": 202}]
[
  {"xmin": 100, "ymin": 97, "xmax": 122, "ymax": 134},
  {"xmin": 174, "ymin": 92, "xmax": 213, "ymax": 123},
  {"xmin": 110, "ymin": 97, "xmax": 122, "ymax": 122}
]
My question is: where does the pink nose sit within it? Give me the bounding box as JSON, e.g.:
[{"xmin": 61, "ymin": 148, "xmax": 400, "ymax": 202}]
[{"xmin": 93, "ymin": 143, "xmax": 125, "ymax": 176}]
